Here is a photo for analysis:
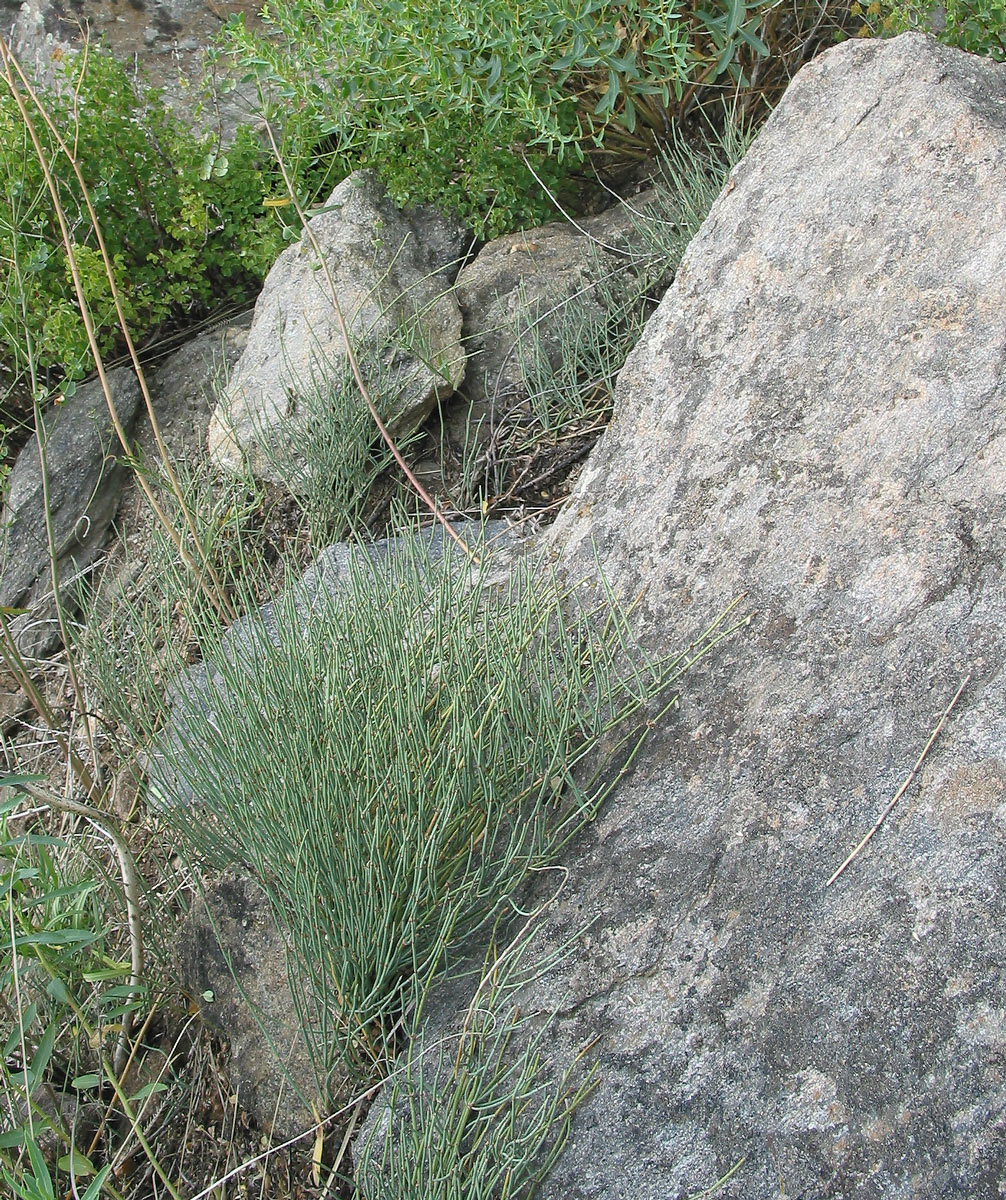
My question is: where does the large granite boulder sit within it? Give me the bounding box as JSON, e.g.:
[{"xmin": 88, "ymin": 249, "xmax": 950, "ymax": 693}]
[
  {"xmin": 0, "ymin": 368, "xmax": 141, "ymax": 657},
  {"xmin": 361, "ymin": 33, "xmax": 1006, "ymax": 1199},
  {"xmin": 208, "ymin": 170, "xmax": 466, "ymax": 482}
]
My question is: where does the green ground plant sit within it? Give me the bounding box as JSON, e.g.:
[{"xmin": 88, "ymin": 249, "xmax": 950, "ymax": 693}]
[
  {"xmin": 83, "ymin": 515, "xmax": 737, "ymax": 1093},
  {"xmin": 0, "ymin": 42, "xmax": 283, "ymax": 399},
  {"xmin": 354, "ymin": 923, "xmax": 596, "ymax": 1199},
  {"xmin": 0, "ymin": 785, "xmax": 138, "ymax": 1200},
  {"xmin": 222, "ymin": 0, "xmax": 850, "ymax": 236},
  {"xmin": 855, "ymin": 0, "xmax": 1006, "ymax": 59},
  {"xmin": 0, "ymin": 52, "xmax": 267, "ymax": 1194},
  {"xmin": 519, "ymin": 113, "xmax": 751, "ymax": 429},
  {"xmin": 253, "ymin": 347, "xmax": 408, "ymax": 546}
]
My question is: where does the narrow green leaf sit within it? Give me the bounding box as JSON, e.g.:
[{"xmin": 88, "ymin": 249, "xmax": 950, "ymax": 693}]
[
  {"xmin": 81, "ymin": 961, "xmax": 131, "ymax": 982},
  {"xmin": 45, "ymin": 978, "xmax": 73, "ymax": 1006},
  {"xmin": 16, "ymin": 834, "xmax": 66, "ymax": 849},
  {"xmin": 78, "ymin": 1167, "xmax": 113, "ymax": 1200},
  {"xmin": 714, "ymin": 39, "xmax": 736, "ymax": 76},
  {"xmin": 3, "ymin": 1002, "xmax": 37, "ymax": 1057},
  {"xmin": 595, "ymin": 71, "xmax": 620, "ymax": 116},
  {"xmin": 22, "ymin": 879, "xmax": 97, "ymax": 908},
  {"xmin": 13, "ymin": 928, "xmax": 98, "ymax": 949},
  {"xmin": 0, "ymin": 774, "xmax": 46, "ymax": 790},
  {"xmin": 27, "ymin": 1022, "xmax": 56, "ymax": 1091},
  {"xmin": 97, "ymin": 983, "xmax": 142, "ymax": 1003},
  {"xmin": 26, "ymin": 1138, "xmax": 55, "ymax": 1200},
  {"xmin": 738, "ymin": 26, "xmax": 770, "ymax": 55}
]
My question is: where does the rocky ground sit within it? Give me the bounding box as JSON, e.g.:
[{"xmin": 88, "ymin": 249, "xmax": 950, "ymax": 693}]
[
  {"xmin": 6, "ymin": 0, "xmax": 265, "ymax": 137},
  {"xmin": 2, "ymin": 17, "xmax": 1002, "ymax": 1200}
]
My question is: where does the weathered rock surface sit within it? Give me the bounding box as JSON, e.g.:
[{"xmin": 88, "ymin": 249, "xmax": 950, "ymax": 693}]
[
  {"xmin": 454, "ymin": 222, "xmax": 619, "ymax": 418},
  {"xmin": 363, "ymin": 34, "xmax": 1006, "ymax": 1199},
  {"xmin": 9, "ymin": 0, "xmax": 265, "ymax": 142},
  {"xmin": 139, "ymin": 315, "xmax": 251, "ymax": 466},
  {"xmin": 578, "ymin": 186, "xmax": 660, "ymax": 253},
  {"xmin": 0, "ymin": 368, "xmax": 141, "ymax": 656},
  {"xmin": 173, "ymin": 868, "xmax": 329, "ymax": 1141},
  {"xmin": 208, "ymin": 170, "xmax": 466, "ymax": 482},
  {"xmin": 401, "ymin": 202, "xmax": 476, "ymax": 284}
]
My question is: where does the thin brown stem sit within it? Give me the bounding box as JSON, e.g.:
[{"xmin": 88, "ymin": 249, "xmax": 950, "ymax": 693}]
[
  {"xmin": 827, "ymin": 672, "xmax": 972, "ymax": 887},
  {"xmin": 261, "ymin": 119, "xmax": 476, "ymax": 564},
  {"xmin": 0, "ymin": 38, "xmax": 236, "ymax": 623}
]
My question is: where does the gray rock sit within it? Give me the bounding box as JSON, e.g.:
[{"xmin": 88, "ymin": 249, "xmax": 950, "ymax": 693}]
[
  {"xmin": 207, "ymin": 170, "xmax": 465, "ymax": 482},
  {"xmin": 453, "ymin": 223, "xmax": 619, "ymax": 418},
  {"xmin": 401, "ymin": 203, "xmax": 477, "ymax": 284},
  {"xmin": 139, "ymin": 315, "xmax": 252, "ymax": 467},
  {"xmin": 0, "ymin": 368, "xmax": 141, "ymax": 657},
  {"xmin": 173, "ymin": 868, "xmax": 337, "ymax": 1141},
  {"xmin": 578, "ymin": 187, "xmax": 662, "ymax": 253},
  {"xmin": 580, "ymin": 185, "xmax": 696, "ymax": 291},
  {"xmin": 7, "ymin": 2, "xmax": 57, "ymax": 69},
  {"xmin": 8, "ymin": 1, "xmax": 268, "ymax": 144},
  {"xmin": 363, "ymin": 33, "xmax": 1006, "ymax": 1200}
]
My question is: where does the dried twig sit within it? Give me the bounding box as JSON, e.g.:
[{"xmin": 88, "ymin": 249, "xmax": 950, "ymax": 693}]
[{"xmin": 827, "ymin": 671, "xmax": 972, "ymax": 887}]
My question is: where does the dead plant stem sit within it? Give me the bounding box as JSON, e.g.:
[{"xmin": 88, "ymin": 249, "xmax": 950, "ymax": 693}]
[{"xmin": 827, "ymin": 671, "xmax": 972, "ymax": 887}]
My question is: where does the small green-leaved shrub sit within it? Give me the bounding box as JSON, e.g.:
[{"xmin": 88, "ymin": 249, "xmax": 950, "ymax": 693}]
[
  {"xmin": 0, "ymin": 789, "xmax": 133, "ymax": 1195},
  {"xmin": 223, "ymin": 0, "xmax": 837, "ymax": 236},
  {"xmin": 855, "ymin": 0, "xmax": 1006, "ymax": 60},
  {"xmin": 371, "ymin": 109, "xmax": 571, "ymax": 240},
  {"xmin": 0, "ymin": 48, "xmax": 284, "ymax": 392}
]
